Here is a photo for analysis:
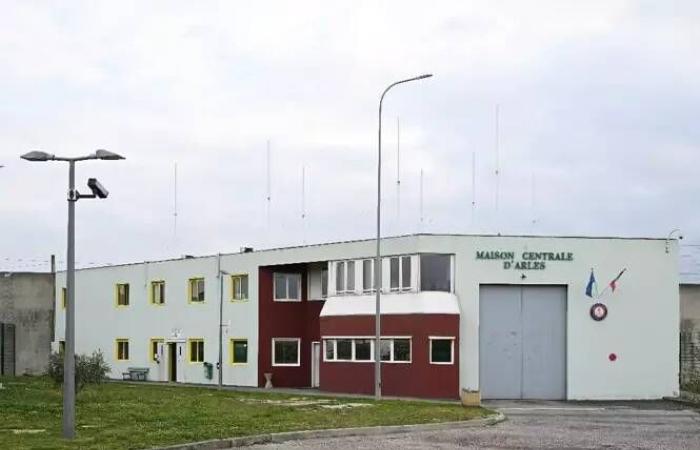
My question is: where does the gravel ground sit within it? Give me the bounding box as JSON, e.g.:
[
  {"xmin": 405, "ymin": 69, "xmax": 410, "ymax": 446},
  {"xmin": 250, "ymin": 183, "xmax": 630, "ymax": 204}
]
[{"xmin": 241, "ymin": 400, "xmax": 700, "ymax": 449}]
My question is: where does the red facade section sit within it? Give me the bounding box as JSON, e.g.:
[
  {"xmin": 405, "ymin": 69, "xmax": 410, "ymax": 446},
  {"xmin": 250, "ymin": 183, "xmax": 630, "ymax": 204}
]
[
  {"xmin": 257, "ymin": 264, "xmax": 323, "ymax": 387},
  {"xmin": 319, "ymin": 314, "xmax": 460, "ymax": 399}
]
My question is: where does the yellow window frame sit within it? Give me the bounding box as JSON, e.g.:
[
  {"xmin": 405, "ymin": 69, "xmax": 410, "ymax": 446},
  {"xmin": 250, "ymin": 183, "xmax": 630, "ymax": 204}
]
[
  {"xmin": 149, "ymin": 338, "xmax": 164, "ymax": 362},
  {"xmin": 230, "ymin": 338, "xmax": 248, "ymax": 365},
  {"xmin": 150, "ymin": 281, "xmax": 166, "ymax": 305},
  {"xmin": 188, "ymin": 278, "xmax": 206, "ymax": 303},
  {"xmin": 115, "ymin": 338, "xmax": 129, "ymax": 361},
  {"xmin": 188, "ymin": 338, "xmax": 204, "ymax": 363},
  {"xmin": 230, "ymin": 274, "xmax": 249, "ymax": 302},
  {"xmin": 61, "ymin": 287, "xmax": 67, "ymax": 309},
  {"xmin": 115, "ymin": 283, "xmax": 130, "ymax": 307}
]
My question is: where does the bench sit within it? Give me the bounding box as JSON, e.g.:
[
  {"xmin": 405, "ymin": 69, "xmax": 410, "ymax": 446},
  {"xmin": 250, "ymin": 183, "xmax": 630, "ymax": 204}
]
[{"xmin": 122, "ymin": 367, "xmax": 149, "ymax": 381}]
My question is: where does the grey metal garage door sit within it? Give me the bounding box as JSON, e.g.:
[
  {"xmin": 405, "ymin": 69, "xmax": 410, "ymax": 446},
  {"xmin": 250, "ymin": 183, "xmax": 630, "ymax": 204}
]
[{"xmin": 479, "ymin": 285, "xmax": 567, "ymax": 400}]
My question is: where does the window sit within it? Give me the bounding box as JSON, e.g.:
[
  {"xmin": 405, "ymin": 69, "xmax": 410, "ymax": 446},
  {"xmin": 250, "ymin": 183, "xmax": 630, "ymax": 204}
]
[
  {"xmin": 61, "ymin": 287, "xmax": 67, "ymax": 309},
  {"xmin": 116, "ymin": 283, "xmax": 130, "ymax": 306},
  {"xmin": 346, "ymin": 261, "xmax": 355, "ymax": 291},
  {"xmin": 401, "ymin": 256, "xmax": 411, "ymax": 290},
  {"xmin": 189, "ymin": 278, "xmax": 205, "ymax": 303},
  {"xmin": 420, "ymin": 254, "xmax": 451, "ymax": 292},
  {"xmin": 323, "ymin": 338, "xmax": 380, "ymax": 363},
  {"xmin": 336, "ymin": 339, "xmax": 352, "ymax": 360},
  {"xmin": 335, "ymin": 261, "xmax": 345, "ymax": 293},
  {"xmin": 430, "ymin": 337, "xmax": 454, "ymax": 364},
  {"xmin": 230, "ymin": 339, "xmax": 248, "ymax": 364},
  {"xmin": 59, "ymin": 340, "xmax": 65, "ymax": 354},
  {"xmin": 390, "ymin": 257, "xmax": 400, "ymax": 290},
  {"xmin": 379, "ymin": 338, "xmax": 411, "ymax": 363},
  {"xmin": 324, "ymin": 340, "xmax": 335, "ymax": 360},
  {"xmin": 273, "ymin": 273, "xmax": 301, "ymax": 301},
  {"xmin": 231, "ymin": 275, "xmax": 249, "ymax": 301},
  {"xmin": 362, "ymin": 259, "xmax": 374, "ymax": 293},
  {"xmin": 389, "ymin": 256, "xmax": 412, "ymax": 291},
  {"xmin": 321, "ymin": 268, "xmax": 328, "ymax": 298},
  {"xmin": 354, "ymin": 339, "xmax": 372, "ymax": 361},
  {"xmin": 151, "ymin": 281, "xmax": 165, "ymax": 305},
  {"xmin": 116, "ymin": 339, "xmax": 129, "ymax": 361},
  {"xmin": 150, "ymin": 338, "xmax": 164, "ymax": 362},
  {"xmin": 188, "ymin": 339, "xmax": 204, "ymax": 363},
  {"xmin": 272, "ymin": 338, "xmax": 300, "ymax": 366}
]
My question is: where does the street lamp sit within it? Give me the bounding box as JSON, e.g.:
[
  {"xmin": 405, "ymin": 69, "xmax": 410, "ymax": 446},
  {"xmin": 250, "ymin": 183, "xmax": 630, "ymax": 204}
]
[
  {"xmin": 375, "ymin": 74, "xmax": 432, "ymax": 400},
  {"xmin": 21, "ymin": 149, "xmax": 125, "ymax": 439}
]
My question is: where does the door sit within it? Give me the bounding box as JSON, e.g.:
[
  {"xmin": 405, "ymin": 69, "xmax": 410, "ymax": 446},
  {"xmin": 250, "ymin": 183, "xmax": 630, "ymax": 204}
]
[
  {"xmin": 311, "ymin": 342, "xmax": 320, "ymax": 388},
  {"xmin": 167, "ymin": 343, "xmax": 177, "ymax": 382},
  {"xmin": 479, "ymin": 285, "xmax": 567, "ymax": 400},
  {"xmin": 156, "ymin": 342, "xmax": 166, "ymax": 381},
  {"xmin": 175, "ymin": 342, "xmax": 185, "ymax": 382}
]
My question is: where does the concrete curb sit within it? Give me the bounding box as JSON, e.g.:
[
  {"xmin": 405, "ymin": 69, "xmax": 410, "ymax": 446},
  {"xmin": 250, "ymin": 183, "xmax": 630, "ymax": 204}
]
[{"xmin": 151, "ymin": 412, "xmax": 506, "ymax": 450}]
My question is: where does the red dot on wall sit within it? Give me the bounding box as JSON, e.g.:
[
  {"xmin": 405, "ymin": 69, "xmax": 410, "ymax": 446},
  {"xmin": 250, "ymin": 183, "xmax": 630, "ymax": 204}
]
[{"xmin": 609, "ymin": 353, "xmax": 617, "ymax": 362}]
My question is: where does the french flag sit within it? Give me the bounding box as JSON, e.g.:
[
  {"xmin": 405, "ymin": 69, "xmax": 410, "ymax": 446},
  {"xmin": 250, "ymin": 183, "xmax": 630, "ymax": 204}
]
[{"xmin": 609, "ymin": 269, "xmax": 626, "ymax": 292}]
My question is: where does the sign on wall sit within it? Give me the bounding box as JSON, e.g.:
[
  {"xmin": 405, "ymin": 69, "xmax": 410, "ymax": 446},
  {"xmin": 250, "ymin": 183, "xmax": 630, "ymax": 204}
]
[{"xmin": 475, "ymin": 250, "xmax": 574, "ymax": 270}]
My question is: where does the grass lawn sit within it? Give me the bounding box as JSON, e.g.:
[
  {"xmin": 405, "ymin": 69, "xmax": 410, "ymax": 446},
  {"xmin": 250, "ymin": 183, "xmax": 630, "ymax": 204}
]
[{"xmin": 0, "ymin": 376, "xmax": 490, "ymax": 450}]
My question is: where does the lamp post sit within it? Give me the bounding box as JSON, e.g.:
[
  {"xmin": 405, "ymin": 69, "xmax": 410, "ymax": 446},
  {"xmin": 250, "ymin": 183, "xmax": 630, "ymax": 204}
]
[
  {"xmin": 375, "ymin": 74, "xmax": 432, "ymax": 400},
  {"xmin": 21, "ymin": 149, "xmax": 125, "ymax": 439}
]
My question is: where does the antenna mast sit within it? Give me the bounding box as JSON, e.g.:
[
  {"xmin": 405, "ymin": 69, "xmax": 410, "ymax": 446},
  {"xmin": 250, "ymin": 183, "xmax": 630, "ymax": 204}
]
[
  {"xmin": 419, "ymin": 168, "xmax": 424, "ymax": 232},
  {"xmin": 471, "ymin": 152, "xmax": 476, "ymax": 229},
  {"xmin": 396, "ymin": 117, "xmax": 401, "ymax": 232},
  {"xmin": 266, "ymin": 140, "xmax": 271, "ymax": 229},
  {"xmin": 301, "ymin": 165, "xmax": 306, "ymax": 244},
  {"xmin": 173, "ymin": 162, "xmax": 178, "ymax": 242},
  {"xmin": 494, "ymin": 104, "xmax": 501, "ymax": 229}
]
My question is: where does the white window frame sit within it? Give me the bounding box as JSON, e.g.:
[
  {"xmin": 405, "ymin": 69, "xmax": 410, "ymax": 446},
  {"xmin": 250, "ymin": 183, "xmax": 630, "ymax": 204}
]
[
  {"xmin": 334, "ymin": 260, "xmax": 358, "ymax": 295},
  {"xmin": 429, "ymin": 336, "xmax": 455, "ymax": 365},
  {"xmin": 231, "ymin": 274, "xmax": 249, "ymax": 301},
  {"xmin": 273, "ymin": 273, "xmax": 302, "ymax": 302},
  {"xmin": 389, "ymin": 255, "xmax": 413, "ymax": 292},
  {"xmin": 272, "ymin": 338, "xmax": 301, "ymax": 366},
  {"xmin": 379, "ymin": 337, "xmax": 412, "ymax": 363},
  {"xmin": 323, "ymin": 338, "xmax": 373, "ymax": 363}
]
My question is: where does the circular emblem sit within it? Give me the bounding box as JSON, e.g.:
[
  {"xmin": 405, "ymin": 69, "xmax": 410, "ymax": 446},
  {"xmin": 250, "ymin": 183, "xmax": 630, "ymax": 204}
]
[{"xmin": 590, "ymin": 303, "xmax": 608, "ymax": 321}]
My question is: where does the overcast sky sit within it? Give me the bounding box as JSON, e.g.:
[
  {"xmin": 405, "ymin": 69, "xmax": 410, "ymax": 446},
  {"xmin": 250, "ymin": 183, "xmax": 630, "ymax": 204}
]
[{"xmin": 0, "ymin": 1, "xmax": 698, "ymax": 272}]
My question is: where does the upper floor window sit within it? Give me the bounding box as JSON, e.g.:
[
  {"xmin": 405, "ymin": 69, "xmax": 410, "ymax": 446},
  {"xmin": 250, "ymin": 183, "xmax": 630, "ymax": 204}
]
[
  {"xmin": 274, "ymin": 273, "xmax": 301, "ymax": 301},
  {"xmin": 116, "ymin": 283, "xmax": 130, "ymax": 306},
  {"xmin": 334, "ymin": 260, "xmax": 356, "ymax": 295},
  {"xmin": 151, "ymin": 281, "xmax": 165, "ymax": 305},
  {"xmin": 390, "ymin": 256, "xmax": 411, "ymax": 291},
  {"xmin": 420, "ymin": 254, "xmax": 451, "ymax": 292},
  {"xmin": 189, "ymin": 278, "xmax": 205, "ymax": 303},
  {"xmin": 362, "ymin": 259, "xmax": 374, "ymax": 293},
  {"xmin": 231, "ymin": 275, "xmax": 249, "ymax": 301},
  {"xmin": 321, "ymin": 268, "xmax": 328, "ymax": 298},
  {"xmin": 61, "ymin": 287, "xmax": 67, "ymax": 309}
]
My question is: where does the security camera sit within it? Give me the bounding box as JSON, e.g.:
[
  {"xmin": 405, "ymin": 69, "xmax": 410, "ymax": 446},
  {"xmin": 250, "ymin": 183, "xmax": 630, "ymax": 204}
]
[{"xmin": 87, "ymin": 178, "xmax": 109, "ymax": 199}]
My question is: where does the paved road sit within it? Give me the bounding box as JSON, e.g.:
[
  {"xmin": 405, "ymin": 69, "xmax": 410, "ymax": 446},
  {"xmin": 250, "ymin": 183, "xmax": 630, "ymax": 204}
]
[{"xmin": 243, "ymin": 400, "xmax": 700, "ymax": 449}]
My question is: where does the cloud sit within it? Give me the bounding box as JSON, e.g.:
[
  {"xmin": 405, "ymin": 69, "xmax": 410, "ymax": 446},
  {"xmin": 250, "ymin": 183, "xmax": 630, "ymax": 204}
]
[{"xmin": 0, "ymin": 1, "xmax": 698, "ymax": 270}]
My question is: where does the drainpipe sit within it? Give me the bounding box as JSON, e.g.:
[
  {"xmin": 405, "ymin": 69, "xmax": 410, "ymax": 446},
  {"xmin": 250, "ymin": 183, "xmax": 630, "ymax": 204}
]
[{"xmin": 217, "ymin": 253, "xmax": 223, "ymax": 389}]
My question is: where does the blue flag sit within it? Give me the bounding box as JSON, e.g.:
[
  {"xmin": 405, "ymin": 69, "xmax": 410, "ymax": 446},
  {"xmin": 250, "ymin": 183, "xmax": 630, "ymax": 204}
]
[{"xmin": 585, "ymin": 270, "xmax": 596, "ymax": 298}]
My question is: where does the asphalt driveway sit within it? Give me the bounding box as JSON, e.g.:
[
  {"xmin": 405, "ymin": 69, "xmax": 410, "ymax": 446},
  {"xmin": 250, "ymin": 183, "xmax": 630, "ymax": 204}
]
[{"xmin": 244, "ymin": 400, "xmax": 700, "ymax": 449}]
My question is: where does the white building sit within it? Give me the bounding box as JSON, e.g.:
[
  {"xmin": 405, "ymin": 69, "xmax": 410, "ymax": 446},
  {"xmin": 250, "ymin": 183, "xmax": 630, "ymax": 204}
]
[{"xmin": 53, "ymin": 234, "xmax": 680, "ymax": 400}]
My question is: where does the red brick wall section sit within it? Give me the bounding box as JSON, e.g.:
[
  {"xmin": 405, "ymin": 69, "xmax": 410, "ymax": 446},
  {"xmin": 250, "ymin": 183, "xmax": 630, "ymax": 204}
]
[
  {"xmin": 257, "ymin": 264, "xmax": 323, "ymax": 387},
  {"xmin": 319, "ymin": 314, "xmax": 460, "ymax": 399}
]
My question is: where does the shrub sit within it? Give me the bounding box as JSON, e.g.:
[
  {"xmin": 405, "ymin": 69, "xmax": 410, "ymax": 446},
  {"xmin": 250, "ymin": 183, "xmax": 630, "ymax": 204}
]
[
  {"xmin": 48, "ymin": 350, "xmax": 111, "ymax": 391},
  {"xmin": 682, "ymin": 372, "xmax": 700, "ymax": 394}
]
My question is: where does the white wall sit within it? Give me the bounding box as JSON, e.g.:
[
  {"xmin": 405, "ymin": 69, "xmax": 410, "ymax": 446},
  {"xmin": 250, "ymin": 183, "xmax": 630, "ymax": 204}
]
[
  {"xmin": 414, "ymin": 235, "xmax": 680, "ymax": 400},
  {"xmin": 54, "ymin": 234, "xmax": 680, "ymax": 398}
]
